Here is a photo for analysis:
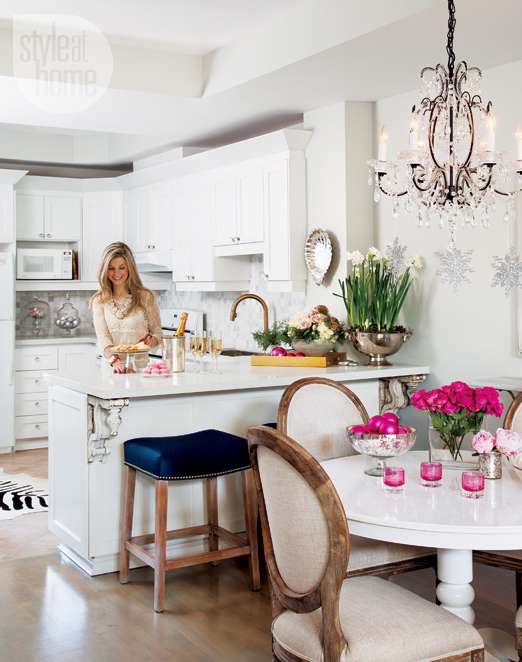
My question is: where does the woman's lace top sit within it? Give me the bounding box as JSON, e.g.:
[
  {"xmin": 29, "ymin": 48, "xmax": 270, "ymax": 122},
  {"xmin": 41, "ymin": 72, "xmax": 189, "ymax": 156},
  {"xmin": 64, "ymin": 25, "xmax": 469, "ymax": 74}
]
[{"xmin": 92, "ymin": 290, "xmax": 162, "ymax": 352}]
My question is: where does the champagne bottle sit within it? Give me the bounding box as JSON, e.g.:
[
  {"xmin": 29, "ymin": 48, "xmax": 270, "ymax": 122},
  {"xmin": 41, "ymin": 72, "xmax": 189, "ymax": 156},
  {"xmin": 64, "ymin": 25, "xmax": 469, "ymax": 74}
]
[{"xmin": 174, "ymin": 312, "xmax": 188, "ymax": 336}]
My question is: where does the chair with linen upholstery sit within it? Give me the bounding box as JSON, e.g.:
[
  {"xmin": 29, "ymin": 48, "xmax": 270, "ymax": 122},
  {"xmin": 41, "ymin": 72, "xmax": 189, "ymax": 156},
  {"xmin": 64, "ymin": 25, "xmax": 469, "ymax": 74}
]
[
  {"xmin": 277, "ymin": 377, "xmax": 437, "ymax": 578},
  {"xmin": 247, "ymin": 424, "xmax": 484, "ymax": 662},
  {"xmin": 473, "ymin": 390, "xmax": 522, "ymax": 608}
]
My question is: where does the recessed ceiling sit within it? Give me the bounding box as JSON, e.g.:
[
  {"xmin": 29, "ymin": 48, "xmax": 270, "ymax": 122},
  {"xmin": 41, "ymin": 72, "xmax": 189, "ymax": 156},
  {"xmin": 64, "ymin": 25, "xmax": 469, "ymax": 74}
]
[{"xmin": 0, "ymin": 0, "xmax": 521, "ymax": 175}]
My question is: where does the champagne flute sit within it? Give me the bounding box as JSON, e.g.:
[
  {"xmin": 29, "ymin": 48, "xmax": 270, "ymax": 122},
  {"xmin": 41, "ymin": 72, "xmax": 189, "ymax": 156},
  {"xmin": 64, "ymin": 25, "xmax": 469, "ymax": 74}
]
[
  {"xmin": 208, "ymin": 330, "xmax": 222, "ymax": 374},
  {"xmin": 195, "ymin": 331, "xmax": 207, "ymax": 374},
  {"xmin": 189, "ymin": 331, "xmax": 200, "ymax": 373}
]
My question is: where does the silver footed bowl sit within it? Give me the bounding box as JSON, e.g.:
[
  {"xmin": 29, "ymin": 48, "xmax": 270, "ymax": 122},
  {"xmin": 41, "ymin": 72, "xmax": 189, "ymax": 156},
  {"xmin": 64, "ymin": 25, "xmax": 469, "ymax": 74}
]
[
  {"xmin": 347, "ymin": 425, "xmax": 417, "ymax": 476},
  {"xmin": 349, "ymin": 330, "xmax": 413, "ymax": 367}
]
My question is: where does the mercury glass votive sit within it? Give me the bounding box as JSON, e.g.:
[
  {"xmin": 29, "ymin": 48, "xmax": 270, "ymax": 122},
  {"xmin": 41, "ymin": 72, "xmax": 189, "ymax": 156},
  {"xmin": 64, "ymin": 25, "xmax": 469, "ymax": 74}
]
[
  {"xmin": 383, "ymin": 466, "xmax": 405, "ymax": 493},
  {"xmin": 461, "ymin": 471, "xmax": 485, "ymax": 498},
  {"xmin": 420, "ymin": 461, "xmax": 442, "ymax": 487}
]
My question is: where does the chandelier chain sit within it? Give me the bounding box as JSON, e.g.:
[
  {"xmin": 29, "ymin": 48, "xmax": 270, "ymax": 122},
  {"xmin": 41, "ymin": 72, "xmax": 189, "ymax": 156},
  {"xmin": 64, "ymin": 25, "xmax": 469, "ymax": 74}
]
[{"xmin": 446, "ymin": 0, "xmax": 456, "ymax": 78}]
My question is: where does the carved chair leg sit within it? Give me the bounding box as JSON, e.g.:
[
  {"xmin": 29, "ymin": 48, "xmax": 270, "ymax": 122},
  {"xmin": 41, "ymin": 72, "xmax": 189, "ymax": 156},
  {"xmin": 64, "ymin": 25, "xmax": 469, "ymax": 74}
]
[
  {"xmin": 242, "ymin": 468, "xmax": 261, "ymax": 591},
  {"xmin": 120, "ymin": 465, "xmax": 136, "ymax": 584},
  {"xmin": 153, "ymin": 480, "xmax": 168, "ymax": 613}
]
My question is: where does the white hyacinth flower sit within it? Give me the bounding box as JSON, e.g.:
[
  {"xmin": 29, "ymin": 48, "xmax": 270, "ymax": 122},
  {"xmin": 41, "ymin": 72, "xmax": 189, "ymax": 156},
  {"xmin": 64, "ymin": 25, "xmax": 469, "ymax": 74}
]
[{"xmin": 347, "ymin": 250, "xmax": 365, "ymax": 266}]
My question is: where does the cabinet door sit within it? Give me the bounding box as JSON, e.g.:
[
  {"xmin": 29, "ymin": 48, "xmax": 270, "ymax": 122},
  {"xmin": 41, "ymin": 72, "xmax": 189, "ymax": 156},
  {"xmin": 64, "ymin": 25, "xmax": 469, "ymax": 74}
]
[
  {"xmin": 0, "ymin": 186, "xmax": 14, "ymax": 243},
  {"xmin": 82, "ymin": 193, "xmax": 123, "ymax": 281},
  {"xmin": 151, "ymin": 183, "xmax": 173, "ymax": 251},
  {"xmin": 236, "ymin": 163, "xmax": 264, "ymax": 244},
  {"xmin": 16, "ymin": 194, "xmax": 45, "ymax": 240},
  {"xmin": 45, "ymin": 196, "xmax": 82, "ymax": 240},
  {"xmin": 213, "ymin": 169, "xmax": 237, "ymax": 246},
  {"xmin": 58, "ymin": 344, "xmax": 95, "ymax": 372},
  {"xmin": 264, "ymin": 161, "xmax": 290, "ymax": 281},
  {"xmin": 192, "ymin": 177, "xmax": 214, "ymax": 281},
  {"xmin": 171, "ymin": 180, "xmax": 194, "ymax": 282},
  {"xmin": 123, "ymin": 188, "xmax": 153, "ymax": 252}
]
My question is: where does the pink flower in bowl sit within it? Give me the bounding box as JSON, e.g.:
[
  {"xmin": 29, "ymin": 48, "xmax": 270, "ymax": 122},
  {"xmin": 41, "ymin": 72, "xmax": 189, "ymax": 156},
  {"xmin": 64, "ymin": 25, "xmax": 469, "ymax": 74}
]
[
  {"xmin": 495, "ymin": 429, "xmax": 522, "ymax": 456},
  {"xmin": 472, "ymin": 430, "xmax": 495, "ymax": 454}
]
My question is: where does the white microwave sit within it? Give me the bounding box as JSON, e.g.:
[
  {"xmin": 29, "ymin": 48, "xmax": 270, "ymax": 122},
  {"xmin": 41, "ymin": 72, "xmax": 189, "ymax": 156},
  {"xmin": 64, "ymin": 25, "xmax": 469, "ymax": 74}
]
[{"xmin": 17, "ymin": 248, "xmax": 74, "ymax": 280}]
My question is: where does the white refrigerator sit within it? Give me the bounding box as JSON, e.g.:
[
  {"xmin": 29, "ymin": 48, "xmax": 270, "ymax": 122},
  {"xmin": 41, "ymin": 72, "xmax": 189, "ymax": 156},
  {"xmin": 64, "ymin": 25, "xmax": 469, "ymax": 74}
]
[{"xmin": 0, "ymin": 252, "xmax": 15, "ymax": 450}]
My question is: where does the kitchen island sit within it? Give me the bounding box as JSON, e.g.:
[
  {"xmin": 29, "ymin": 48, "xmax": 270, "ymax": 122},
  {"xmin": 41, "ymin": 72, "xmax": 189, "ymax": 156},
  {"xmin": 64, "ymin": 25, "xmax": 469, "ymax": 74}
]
[{"xmin": 45, "ymin": 358, "xmax": 429, "ymax": 576}]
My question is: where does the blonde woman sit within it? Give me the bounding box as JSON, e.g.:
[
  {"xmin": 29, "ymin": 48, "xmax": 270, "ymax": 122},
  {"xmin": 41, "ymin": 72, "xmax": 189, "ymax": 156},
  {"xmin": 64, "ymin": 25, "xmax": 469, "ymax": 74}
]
[{"xmin": 90, "ymin": 242, "xmax": 162, "ymax": 373}]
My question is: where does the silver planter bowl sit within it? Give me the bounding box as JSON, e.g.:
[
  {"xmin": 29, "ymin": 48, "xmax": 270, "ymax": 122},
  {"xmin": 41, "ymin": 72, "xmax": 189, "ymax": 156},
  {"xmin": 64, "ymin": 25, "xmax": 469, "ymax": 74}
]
[
  {"xmin": 349, "ymin": 329, "xmax": 413, "ymax": 366},
  {"xmin": 347, "ymin": 425, "xmax": 417, "ymax": 476}
]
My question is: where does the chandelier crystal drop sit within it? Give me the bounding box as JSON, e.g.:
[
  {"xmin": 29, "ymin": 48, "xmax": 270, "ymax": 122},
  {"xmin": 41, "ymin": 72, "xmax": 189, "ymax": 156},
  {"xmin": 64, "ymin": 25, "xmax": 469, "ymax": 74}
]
[{"xmin": 368, "ymin": 0, "xmax": 522, "ymax": 231}]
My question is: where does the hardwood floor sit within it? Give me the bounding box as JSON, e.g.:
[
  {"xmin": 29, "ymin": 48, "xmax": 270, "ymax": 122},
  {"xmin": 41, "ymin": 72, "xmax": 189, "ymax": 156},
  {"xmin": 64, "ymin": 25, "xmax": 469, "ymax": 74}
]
[{"xmin": 0, "ymin": 449, "xmax": 518, "ymax": 661}]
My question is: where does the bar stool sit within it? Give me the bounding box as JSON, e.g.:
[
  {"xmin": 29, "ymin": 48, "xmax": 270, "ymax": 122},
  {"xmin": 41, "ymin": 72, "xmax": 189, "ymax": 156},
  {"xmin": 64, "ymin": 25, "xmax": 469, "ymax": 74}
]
[{"xmin": 119, "ymin": 429, "xmax": 260, "ymax": 612}]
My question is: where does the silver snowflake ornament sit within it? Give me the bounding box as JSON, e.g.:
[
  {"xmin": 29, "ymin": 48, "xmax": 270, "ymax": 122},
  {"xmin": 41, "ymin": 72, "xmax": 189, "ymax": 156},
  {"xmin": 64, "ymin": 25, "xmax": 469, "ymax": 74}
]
[
  {"xmin": 491, "ymin": 246, "xmax": 522, "ymax": 296},
  {"xmin": 386, "ymin": 237, "xmax": 408, "ymax": 277},
  {"xmin": 435, "ymin": 245, "xmax": 474, "ymax": 293}
]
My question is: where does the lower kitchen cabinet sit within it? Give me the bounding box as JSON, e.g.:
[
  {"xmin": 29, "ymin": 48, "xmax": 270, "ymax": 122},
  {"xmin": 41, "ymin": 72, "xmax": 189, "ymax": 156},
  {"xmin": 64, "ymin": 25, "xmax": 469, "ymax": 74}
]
[{"xmin": 14, "ymin": 342, "xmax": 95, "ymax": 449}]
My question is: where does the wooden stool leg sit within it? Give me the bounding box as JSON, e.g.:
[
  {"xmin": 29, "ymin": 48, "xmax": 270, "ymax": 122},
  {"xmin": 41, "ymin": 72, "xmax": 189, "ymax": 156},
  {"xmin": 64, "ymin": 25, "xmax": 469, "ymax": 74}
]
[
  {"xmin": 242, "ymin": 468, "xmax": 261, "ymax": 591},
  {"xmin": 120, "ymin": 465, "xmax": 136, "ymax": 584},
  {"xmin": 207, "ymin": 476, "xmax": 220, "ymax": 565},
  {"xmin": 154, "ymin": 480, "xmax": 168, "ymax": 613}
]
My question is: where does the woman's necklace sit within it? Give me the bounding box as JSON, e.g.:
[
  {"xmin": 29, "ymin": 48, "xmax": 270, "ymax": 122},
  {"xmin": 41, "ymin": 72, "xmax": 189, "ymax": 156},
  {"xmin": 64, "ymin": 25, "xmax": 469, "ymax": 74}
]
[{"xmin": 108, "ymin": 293, "xmax": 132, "ymax": 319}]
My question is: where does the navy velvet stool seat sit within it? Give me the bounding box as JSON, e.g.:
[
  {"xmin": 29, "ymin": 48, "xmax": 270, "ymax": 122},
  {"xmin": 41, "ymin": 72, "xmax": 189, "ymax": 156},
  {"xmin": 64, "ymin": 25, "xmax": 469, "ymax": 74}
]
[{"xmin": 119, "ymin": 429, "xmax": 260, "ymax": 613}]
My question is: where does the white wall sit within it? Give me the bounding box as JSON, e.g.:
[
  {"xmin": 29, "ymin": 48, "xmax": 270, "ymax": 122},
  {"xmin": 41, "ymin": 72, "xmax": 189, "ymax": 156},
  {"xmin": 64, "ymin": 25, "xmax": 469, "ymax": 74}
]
[{"xmin": 374, "ymin": 58, "xmax": 522, "ymax": 434}]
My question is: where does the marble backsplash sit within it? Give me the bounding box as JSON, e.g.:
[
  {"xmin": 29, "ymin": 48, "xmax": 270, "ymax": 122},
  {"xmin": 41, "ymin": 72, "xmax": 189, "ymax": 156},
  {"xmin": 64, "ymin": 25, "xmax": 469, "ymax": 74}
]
[{"xmin": 16, "ymin": 256, "xmax": 306, "ymax": 348}]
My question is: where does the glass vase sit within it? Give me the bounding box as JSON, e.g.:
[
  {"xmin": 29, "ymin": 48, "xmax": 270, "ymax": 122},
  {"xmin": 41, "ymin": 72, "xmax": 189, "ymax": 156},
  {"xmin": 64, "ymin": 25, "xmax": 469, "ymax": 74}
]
[
  {"xmin": 428, "ymin": 425, "xmax": 479, "ymax": 470},
  {"xmin": 478, "ymin": 451, "xmax": 502, "ymax": 479}
]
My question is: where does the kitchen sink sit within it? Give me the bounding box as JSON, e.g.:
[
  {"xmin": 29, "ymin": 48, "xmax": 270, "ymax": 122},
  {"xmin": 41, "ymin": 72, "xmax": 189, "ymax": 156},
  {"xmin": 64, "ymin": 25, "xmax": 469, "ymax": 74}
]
[{"xmin": 221, "ymin": 349, "xmax": 258, "ymax": 357}]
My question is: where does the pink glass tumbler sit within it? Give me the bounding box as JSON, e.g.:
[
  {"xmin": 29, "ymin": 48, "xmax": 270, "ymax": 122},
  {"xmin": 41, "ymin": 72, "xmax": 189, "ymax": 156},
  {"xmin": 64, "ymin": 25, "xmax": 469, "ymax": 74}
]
[
  {"xmin": 420, "ymin": 461, "xmax": 442, "ymax": 487},
  {"xmin": 383, "ymin": 466, "xmax": 405, "ymax": 493},
  {"xmin": 461, "ymin": 471, "xmax": 485, "ymax": 498}
]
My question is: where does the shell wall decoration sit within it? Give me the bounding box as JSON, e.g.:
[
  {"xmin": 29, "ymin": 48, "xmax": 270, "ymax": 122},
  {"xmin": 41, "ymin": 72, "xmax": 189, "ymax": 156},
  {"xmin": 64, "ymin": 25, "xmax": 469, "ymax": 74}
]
[{"xmin": 305, "ymin": 228, "xmax": 332, "ymax": 286}]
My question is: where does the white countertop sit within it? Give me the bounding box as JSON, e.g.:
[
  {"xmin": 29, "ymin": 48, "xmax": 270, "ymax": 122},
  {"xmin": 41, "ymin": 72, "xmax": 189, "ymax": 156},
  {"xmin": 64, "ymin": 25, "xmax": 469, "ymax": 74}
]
[{"xmin": 44, "ymin": 358, "xmax": 430, "ymax": 400}]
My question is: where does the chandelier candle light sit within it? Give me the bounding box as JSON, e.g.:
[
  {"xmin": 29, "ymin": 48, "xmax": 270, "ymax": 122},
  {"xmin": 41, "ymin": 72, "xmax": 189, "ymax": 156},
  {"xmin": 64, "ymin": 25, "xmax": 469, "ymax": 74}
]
[{"xmin": 368, "ymin": 0, "xmax": 522, "ymax": 291}]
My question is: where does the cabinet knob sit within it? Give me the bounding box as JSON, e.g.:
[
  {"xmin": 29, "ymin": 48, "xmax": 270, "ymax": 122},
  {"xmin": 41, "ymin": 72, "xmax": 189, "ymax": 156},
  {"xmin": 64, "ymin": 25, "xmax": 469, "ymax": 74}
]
[
  {"xmin": 35, "ymin": 356, "xmax": 40, "ymax": 362},
  {"xmin": 47, "ymin": 233, "xmax": 52, "ymax": 238},
  {"xmin": 35, "ymin": 379, "xmax": 40, "ymax": 385},
  {"xmin": 39, "ymin": 233, "xmax": 44, "ymax": 238},
  {"xmin": 35, "ymin": 402, "xmax": 40, "ymax": 407},
  {"xmin": 263, "ymin": 273, "xmax": 269, "ymax": 280},
  {"xmin": 236, "ymin": 236, "xmax": 241, "ymax": 242},
  {"xmin": 35, "ymin": 424, "xmax": 41, "ymax": 430}
]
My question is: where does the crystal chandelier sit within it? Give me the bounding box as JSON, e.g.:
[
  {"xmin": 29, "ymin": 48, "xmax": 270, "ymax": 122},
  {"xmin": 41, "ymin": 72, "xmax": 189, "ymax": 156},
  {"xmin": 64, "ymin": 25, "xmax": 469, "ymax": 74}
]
[{"xmin": 368, "ymin": 0, "xmax": 522, "ymax": 234}]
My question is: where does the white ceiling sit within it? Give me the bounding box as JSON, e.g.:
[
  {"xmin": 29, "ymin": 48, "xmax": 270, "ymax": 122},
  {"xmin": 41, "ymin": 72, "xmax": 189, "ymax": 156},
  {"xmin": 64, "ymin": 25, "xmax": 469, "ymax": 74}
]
[{"xmin": 1, "ymin": 0, "xmax": 522, "ymax": 171}]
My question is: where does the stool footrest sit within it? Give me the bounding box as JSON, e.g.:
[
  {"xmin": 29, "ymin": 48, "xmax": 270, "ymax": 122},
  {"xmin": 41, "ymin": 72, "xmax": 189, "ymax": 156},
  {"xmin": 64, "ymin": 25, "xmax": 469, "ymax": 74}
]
[{"xmin": 130, "ymin": 524, "xmax": 210, "ymax": 547}]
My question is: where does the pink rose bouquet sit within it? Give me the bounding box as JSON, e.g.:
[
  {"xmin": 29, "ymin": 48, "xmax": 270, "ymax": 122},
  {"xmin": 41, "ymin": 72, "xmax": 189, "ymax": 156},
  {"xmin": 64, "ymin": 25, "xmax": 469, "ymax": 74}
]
[
  {"xmin": 411, "ymin": 381, "xmax": 503, "ymax": 461},
  {"xmin": 472, "ymin": 429, "xmax": 522, "ymax": 456},
  {"xmin": 285, "ymin": 305, "xmax": 346, "ymax": 346},
  {"xmin": 28, "ymin": 306, "xmax": 45, "ymax": 319}
]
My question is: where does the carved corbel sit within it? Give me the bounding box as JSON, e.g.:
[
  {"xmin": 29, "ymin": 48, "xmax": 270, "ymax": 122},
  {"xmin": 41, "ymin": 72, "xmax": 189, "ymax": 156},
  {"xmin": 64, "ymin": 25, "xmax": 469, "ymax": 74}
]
[
  {"xmin": 379, "ymin": 374, "xmax": 427, "ymax": 415},
  {"xmin": 87, "ymin": 396, "xmax": 129, "ymax": 463}
]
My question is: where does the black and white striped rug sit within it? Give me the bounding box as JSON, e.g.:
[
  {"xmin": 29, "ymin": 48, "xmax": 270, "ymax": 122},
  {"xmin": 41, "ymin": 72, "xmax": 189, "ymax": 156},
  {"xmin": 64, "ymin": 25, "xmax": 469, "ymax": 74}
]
[{"xmin": 0, "ymin": 468, "xmax": 48, "ymax": 520}]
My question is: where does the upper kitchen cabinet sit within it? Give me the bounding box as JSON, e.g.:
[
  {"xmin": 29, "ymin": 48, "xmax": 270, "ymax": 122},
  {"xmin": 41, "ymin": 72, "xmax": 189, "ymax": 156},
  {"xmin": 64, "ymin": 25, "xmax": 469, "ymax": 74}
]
[
  {"xmin": 213, "ymin": 161, "xmax": 264, "ymax": 254},
  {"xmin": 82, "ymin": 192, "xmax": 123, "ymax": 281},
  {"xmin": 122, "ymin": 182, "xmax": 173, "ymax": 253},
  {"xmin": 263, "ymin": 157, "xmax": 308, "ymax": 292},
  {"xmin": 172, "ymin": 174, "xmax": 250, "ymax": 291},
  {"xmin": 16, "ymin": 193, "xmax": 82, "ymax": 241},
  {"xmin": 0, "ymin": 185, "xmax": 15, "ymax": 243}
]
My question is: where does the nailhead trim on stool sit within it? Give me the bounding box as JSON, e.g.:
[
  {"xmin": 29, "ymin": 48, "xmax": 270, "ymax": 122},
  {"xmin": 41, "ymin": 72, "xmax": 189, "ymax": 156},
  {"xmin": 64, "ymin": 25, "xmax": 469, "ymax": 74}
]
[{"xmin": 120, "ymin": 429, "xmax": 260, "ymax": 613}]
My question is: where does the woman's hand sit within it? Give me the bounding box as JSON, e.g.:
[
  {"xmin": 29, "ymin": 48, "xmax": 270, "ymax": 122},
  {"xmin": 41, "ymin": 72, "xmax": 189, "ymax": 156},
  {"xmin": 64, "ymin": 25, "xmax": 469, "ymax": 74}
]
[
  {"xmin": 112, "ymin": 360, "xmax": 126, "ymax": 374},
  {"xmin": 137, "ymin": 333, "xmax": 156, "ymax": 348}
]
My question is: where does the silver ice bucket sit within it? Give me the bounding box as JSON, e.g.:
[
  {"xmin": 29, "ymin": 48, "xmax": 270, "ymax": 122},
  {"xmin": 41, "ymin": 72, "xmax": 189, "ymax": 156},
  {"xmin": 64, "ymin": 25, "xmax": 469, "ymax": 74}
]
[{"xmin": 162, "ymin": 335, "xmax": 185, "ymax": 373}]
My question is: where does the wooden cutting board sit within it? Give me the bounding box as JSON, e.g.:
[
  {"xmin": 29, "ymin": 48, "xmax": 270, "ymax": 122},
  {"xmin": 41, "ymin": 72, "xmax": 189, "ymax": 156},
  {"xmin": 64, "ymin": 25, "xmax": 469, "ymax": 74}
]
[{"xmin": 251, "ymin": 352, "xmax": 347, "ymax": 367}]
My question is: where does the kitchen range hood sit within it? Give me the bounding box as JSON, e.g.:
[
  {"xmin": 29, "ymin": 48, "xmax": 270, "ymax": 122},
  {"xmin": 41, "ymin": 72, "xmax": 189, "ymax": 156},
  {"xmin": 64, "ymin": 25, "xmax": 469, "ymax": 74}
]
[{"xmin": 134, "ymin": 250, "xmax": 172, "ymax": 273}]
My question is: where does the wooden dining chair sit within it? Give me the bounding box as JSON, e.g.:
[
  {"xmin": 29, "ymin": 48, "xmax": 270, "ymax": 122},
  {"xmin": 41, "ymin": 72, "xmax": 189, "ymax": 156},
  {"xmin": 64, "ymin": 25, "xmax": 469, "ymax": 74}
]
[
  {"xmin": 247, "ymin": 424, "xmax": 484, "ymax": 662},
  {"xmin": 277, "ymin": 377, "xmax": 437, "ymax": 578},
  {"xmin": 473, "ymin": 390, "xmax": 522, "ymax": 608}
]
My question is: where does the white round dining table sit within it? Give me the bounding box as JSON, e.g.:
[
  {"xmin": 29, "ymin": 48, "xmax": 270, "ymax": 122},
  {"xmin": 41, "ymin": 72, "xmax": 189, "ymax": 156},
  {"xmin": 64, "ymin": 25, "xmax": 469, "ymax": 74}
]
[{"xmin": 321, "ymin": 450, "xmax": 522, "ymax": 626}]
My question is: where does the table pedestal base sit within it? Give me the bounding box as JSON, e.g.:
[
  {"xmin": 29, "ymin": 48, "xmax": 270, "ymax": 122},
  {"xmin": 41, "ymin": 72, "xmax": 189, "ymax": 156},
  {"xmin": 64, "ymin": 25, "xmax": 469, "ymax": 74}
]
[{"xmin": 436, "ymin": 549, "xmax": 475, "ymax": 623}]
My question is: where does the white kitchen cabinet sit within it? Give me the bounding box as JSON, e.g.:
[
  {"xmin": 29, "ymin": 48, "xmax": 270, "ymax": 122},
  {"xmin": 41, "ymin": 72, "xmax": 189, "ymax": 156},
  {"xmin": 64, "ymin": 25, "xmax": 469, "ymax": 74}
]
[
  {"xmin": 14, "ymin": 342, "xmax": 95, "ymax": 448},
  {"xmin": 16, "ymin": 193, "xmax": 82, "ymax": 241},
  {"xmin": 263, "ymin": 158, "xmax": 308, "ymax": 292},
  {"xmin": 214, "ymin": 162, "xmax": 265, "ymax": 253},
  {"xmin": 172, "ymin": 174, "xmax": 251, "ymax": 291},
  {"xmin": 0, "ymin": 185, "xmax": 15, "ymax": 243},
  {"xmin": 82, "ymin": 192, "xmax": 123, "ymax": 281},
  {"xmin": 123, "ymin": 183, "xmax": 173, "ymax": 253}
]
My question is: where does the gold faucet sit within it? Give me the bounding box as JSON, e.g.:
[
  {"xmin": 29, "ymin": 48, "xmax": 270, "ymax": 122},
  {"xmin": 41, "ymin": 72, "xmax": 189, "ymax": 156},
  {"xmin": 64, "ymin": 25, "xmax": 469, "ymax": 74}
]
[{"xmin": 230, "ymin": 294, "xmax": 269, "ymax": 332}]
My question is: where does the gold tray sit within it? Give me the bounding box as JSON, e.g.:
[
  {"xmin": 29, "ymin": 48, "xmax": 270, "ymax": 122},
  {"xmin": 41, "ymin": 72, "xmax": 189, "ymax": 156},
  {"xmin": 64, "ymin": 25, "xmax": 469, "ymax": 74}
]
[{"xmin": 251, "ymin": 352, "xmax": 346, "ymax": 367}]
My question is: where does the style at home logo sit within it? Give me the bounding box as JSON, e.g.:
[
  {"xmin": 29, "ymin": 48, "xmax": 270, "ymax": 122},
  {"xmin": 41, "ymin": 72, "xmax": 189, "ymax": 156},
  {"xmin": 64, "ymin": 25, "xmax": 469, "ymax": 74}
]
[{"xmin": 13, "ymin": 14, "xmax": 113, "ymax": 113}]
